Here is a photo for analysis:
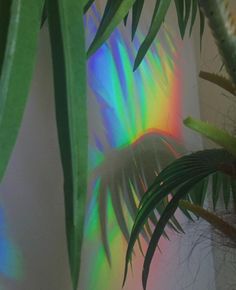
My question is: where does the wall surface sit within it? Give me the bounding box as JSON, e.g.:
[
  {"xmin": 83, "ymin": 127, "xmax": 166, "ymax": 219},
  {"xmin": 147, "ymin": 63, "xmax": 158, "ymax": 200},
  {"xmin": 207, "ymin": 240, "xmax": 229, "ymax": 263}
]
[{"xmin": 0, "ymin": 3, "xmax": 217, "ymax": 290}]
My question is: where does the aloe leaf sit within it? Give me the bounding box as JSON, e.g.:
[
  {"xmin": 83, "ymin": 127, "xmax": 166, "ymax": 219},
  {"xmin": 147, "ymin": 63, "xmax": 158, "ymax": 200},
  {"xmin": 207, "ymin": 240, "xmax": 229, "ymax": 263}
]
[
  {"xmin": 47, "ymin": 1, "xmax": 87, "ymax": 289},
  {"xmin": 0, "ymin": 0, "xmax": 44, "ymax": 180},
  {"xmin": 87, "ymin": 0, "xmax": 136, "ymax": 57},
  {"xmin": 184, "ymin": 117, "xmax": 236, "ymax": 157},
  {"xmin": 131, "ymin": 0, "xmax": 144, "ymax": 40},
  {"xmin": 199, "ymin": 71, "xmax": 236, "ymax": 96},
  {"xmin": 133, "ymin": 0, "xmax": 171, "ymax": 70}
]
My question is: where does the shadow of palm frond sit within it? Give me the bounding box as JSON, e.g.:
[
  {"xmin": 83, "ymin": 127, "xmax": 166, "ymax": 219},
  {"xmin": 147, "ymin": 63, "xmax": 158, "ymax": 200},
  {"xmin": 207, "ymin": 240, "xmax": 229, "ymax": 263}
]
[{"xmin": 89, "ymin": 131, "xmax": 185, "ymax": 263}]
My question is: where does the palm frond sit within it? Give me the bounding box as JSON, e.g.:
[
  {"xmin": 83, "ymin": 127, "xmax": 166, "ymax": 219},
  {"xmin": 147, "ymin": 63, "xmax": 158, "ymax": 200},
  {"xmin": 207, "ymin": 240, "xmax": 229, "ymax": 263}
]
[
  {"xmin": 87, "ymin": 0, "xmax": 203, "ymax": 69},
  {"xmin": 199, "ymin": 71, "xmax": 236, "ymax": 96},
  {"xmin": 124, "ymin": 149, "xmax": 236, "ymax": 289}
]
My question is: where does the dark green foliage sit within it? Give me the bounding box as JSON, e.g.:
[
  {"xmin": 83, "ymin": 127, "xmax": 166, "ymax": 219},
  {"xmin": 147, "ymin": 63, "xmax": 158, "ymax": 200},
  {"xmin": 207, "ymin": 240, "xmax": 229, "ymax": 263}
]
[{"xmin": 124, "ymin": 149, "xmax": 236, "ymax": 289}]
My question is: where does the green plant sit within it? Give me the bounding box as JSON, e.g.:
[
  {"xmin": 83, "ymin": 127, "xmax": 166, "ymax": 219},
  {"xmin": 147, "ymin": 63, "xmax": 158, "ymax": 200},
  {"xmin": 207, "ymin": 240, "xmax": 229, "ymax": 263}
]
[
  {"xmin": 123, "ymin": 1, "xmax": 236, "ymax": 289},
  {"xmin": 0, "ymin": 1, "xmax": 204, "ymax": 289}
]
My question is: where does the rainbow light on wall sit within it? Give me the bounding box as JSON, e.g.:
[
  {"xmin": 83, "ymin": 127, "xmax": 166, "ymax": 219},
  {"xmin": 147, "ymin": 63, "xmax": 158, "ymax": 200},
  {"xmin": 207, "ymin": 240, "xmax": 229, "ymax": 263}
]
[
  {"xmin": 80, "ymin": 6, "xmax": 184, "ymax": 290},
  {"xmin": 0, "ymin": 207, "xmax": 22, "ymax": 283}
]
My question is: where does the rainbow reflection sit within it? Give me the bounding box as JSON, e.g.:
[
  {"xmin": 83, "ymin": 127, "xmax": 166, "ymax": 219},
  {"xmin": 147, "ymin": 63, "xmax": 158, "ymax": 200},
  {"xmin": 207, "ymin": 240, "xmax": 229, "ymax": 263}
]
[
  {"xmin": 0, "ymin": 207, "xmax": 22, "ymax": 281},
  {"xmin": 82, "ymin": 7, "xmax": 184, "ymax": 290}
]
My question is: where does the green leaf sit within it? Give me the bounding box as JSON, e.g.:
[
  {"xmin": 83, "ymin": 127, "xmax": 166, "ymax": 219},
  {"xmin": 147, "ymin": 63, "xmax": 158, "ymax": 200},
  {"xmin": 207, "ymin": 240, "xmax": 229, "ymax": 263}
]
[
  {"xmin": 123, "ymin": 149, "xmax": 234, "ymax": 286},
  {"xmin": 47, "ymin": 1, "xmax": 87, "ymax": 289},
  {"xmin": 199, "ymin": 4, "xmax": 205, "ymax": 50},
  {"xmin": 199, "ymin": 71, "xmax": 236, "ymax": 96},
  {"xmin": 189, "ymin": 0, "xmax": 197, "ymax": 36},
  {"xmin": 87, "ymin": 0, "xmax": 136, "ymax": 58},
  {"xmin": 142, "ymin": 175, "xmax": 207, "ymax": 290},
  {"xmin": 189, "ymin": 178, "xmax": 208, "ymax": 207},
  {"xmin": 131, "ymin": 0, "xmax": 144, "ymax": 40},
  {"xmin": 83, "ymin": 0, "xmax": 95, "ymax": 13},
  {"xmin": 133, "ymin": 0, "xmax": 171, "ymax": 70},
  {"xmin": 212, "ymin": 172, "xmax": 222, "ymax": 210},
  {"xmin": 0, "ymin": 0, "xmax": 12, "ymax": 73},
  {"xmin": 0, "ymin": 0, "xmax": 44, "ymax": 180},
  {"xmin": 174, "ymin": 0, "xmax": 184, "ymax": 38},
  {"xmin": 222, "ymin": 173, "xmax": 231, "ymax": 209},
  {"xmin": 184, "ymin": 117, "xmax": 236, "ymax": 157}
]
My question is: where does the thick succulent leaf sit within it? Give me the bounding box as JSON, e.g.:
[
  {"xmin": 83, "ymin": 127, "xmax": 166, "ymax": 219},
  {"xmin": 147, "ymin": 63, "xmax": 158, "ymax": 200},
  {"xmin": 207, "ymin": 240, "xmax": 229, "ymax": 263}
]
[
  {"xmin": 0, "ymin": 0, "xmax": 44, "ymax": 180},
  {"xmin": 87, "ymin": 0, "xmax": 136, "ymax": 57},
  {"xmin": 47, "ymin": 1, "xmax": 87, "ymax": 289},
  {"xmin": 199, "ymin": 71, "xmax": 236, "ymax": 96},
  {"xmin": 184, "ymin": 117, "xmax": 236, "ymax": 157},
  {"xmin": 131, "ymin": 0, "xmax": 145, "ymax": 40},
  {"xmin": 133, "ymin": 0, "xmax": 171, "ymax": 70},
  {"xmin": 0, "ymin": 0, "xmax": 12, "ymax": 73},
  {"xmin": 123, "ymin": 149, "xmax": 234, "ymax": 286}
]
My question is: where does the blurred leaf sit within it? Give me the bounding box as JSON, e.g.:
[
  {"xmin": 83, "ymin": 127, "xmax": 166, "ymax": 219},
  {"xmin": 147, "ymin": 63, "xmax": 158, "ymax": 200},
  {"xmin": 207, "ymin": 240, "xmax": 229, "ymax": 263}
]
[
  {"xmin": 0, "ymin": 0, "xmax": 44, "ymax": 180},
  {"xmin": 131, "ymin": 0, "xmax": 145, "ymax": 40},
  {"xmin": 199, "ymin": 71, "xmax": 236, "ymax": 96},
  {"xmin": 184, "ymin": 117, "xmax": 236, "ymax": 157},
  {"xmin": 212, "ymin": 172, "xmax": 222, "ymax": 210},
  {"xmin": 199, "ymin": 5, "xmax": 205, "ymax": 50},
  {"xmin": 189, "ymin": 0, "xmax": 197, "ymax": 35},
  {"xmin": 83, "ymin": 0, "xmax": 95, "ymax": 13},
  {"xmin": 133, "ymin": 0, "xmax": 171, "ymax": 70},
  {"xmin": 174, "ymin": 0, "xmax": 184, "ymax": 38},
  {"xmin": 87, "ymin": 0, "xmax": 136, "ymax": 57},
  {"xmin": 0, "ymin": 0, "xmax": 12, "ymax": 72},
  {"xmin": 47, "ymin": 1, "xmax": 87, "ymax": 289},
  {"xmin": 222, "ymin": 173, "xmax": 231, "ymax": 209}
]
